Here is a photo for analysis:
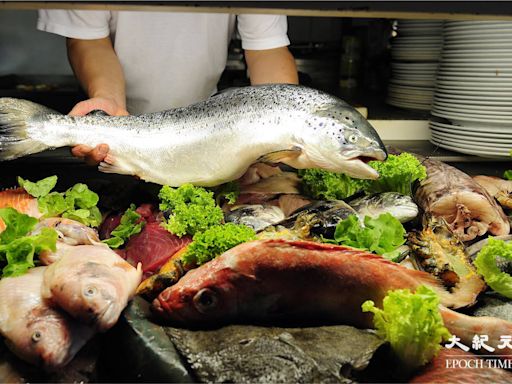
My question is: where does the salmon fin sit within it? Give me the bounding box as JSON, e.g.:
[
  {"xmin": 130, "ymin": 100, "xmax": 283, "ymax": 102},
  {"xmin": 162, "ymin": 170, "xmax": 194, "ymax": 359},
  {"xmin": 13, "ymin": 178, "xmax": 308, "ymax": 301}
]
[
  {"xmin": 0, "ymin": 98, "xmax": 57, "ymax": 160},
  {"xmin": 98, "ymin": 157, "xmax": 132, "ymax": 176},
  {"xmin": 257, "ymin": 148, "xmax": 302, "ymax": 164}
]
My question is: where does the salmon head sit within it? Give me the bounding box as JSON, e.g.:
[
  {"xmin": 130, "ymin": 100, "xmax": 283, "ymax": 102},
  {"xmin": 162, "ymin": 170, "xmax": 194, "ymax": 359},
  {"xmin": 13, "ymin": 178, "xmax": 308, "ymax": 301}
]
[
  {"xmin": 152, "ymin": 261, "xmax": 246, "ymax": 325},
  {"xmin": 294, "ymin": 99, "xmax": 387, "ymax": 180}
]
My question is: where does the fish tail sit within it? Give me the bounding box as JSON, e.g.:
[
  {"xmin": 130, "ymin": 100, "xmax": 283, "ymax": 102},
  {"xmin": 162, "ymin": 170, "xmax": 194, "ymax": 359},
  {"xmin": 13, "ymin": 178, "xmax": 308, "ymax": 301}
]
[
  {"xmin": 407, "ymin": 268, "xmax": 455, "ymax": 306},
  {"xmin": 0, "ymin": 98, "xmax": 57, "ymax": 160}
]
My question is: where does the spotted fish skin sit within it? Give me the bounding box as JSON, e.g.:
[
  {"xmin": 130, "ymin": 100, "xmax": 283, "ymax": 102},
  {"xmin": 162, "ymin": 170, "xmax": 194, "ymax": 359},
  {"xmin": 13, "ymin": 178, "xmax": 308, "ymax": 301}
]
[{"xmin": 0, "ymin": 85, "xmax": 386, "ymax": 186}]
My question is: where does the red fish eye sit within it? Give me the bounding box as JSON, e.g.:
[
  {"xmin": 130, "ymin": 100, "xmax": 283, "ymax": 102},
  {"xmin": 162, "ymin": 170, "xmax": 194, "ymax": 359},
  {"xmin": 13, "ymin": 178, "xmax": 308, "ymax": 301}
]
[{"xmin": 193, "ymin": 288, "xmax": 218, "ymax": 313}]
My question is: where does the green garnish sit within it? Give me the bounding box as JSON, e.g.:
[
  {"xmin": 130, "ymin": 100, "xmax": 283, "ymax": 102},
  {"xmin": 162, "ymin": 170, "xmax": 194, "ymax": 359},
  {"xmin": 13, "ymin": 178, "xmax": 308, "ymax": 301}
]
[
  {"xmin": 504, "ymin": 170, "xmax": 512, "ymax": 180},
  {"xmin": 159, "ymin": 183, "xmax": 224, "ymax": 237},
  {"xmin": 18, "ymin": 176, "xmax": 102, "ymax": 227},
  {"xmin": 362, "ymin": 286, "xmax": 451, "ymax": 372},
  {"xmin": 0, "ymin": 207, "xmax": 57, "ymax": 277},
  {"xmin": 214, "ymin": 181, "xmax": 240, "ymax": 205},
  {"xmin": 298, "ymin": 168, "xmax": 364, "ymax": 200},
  {"xmin": 474, "ymin": 237, "xmax": 512, "ymax": 298},
  {"xmin": 298, "ymin": 153, "xmax": 426, "ymax": 201},
  {"xmin": 103, "ymin": 204, "xmax": 145, "ymax": 249},
  {"xmin": 331, "ymin": 213, "xmax": 406, "ymax": 257},
  {"xmin": 364, "ymin": 153, "xmax": 427, "ymax": 197},
  {"xmin": 17, "ymin": 175, "xmax": 57, "ymax": 198},
  {"xmin": 182, "ymin": 223, "xmax": 256, "ymax": 266}
]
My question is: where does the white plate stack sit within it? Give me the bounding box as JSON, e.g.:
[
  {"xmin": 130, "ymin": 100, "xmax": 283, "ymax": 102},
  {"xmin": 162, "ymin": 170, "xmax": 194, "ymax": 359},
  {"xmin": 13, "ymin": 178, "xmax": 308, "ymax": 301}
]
[
  {"xmin": 387, "ymin": 20, "xmax": 443, "ymax": 110},
  {"xmin": 430, "ymin": 21, "xmax": 512, "ymax": 158}
]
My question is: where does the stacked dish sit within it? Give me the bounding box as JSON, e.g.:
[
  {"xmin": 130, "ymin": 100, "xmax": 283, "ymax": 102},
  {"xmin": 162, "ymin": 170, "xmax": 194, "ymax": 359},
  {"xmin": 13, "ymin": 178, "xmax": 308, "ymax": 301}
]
[
  {"xmin": 430, "ymin": 21, "xmax": 512, "ymax": 158},
  {"xmin": 387, "ymin": 20, "xmax": 443, "ymax": 110}
]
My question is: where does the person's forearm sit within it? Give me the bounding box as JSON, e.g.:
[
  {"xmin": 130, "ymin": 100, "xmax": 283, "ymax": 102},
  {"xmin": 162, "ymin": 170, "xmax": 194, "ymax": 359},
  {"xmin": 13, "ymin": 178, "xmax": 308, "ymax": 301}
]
[
  {"xmin": 245, "ymin": 46, "xmax": 299, "ymax": 85},
  {"xmin": 67, "ymin": 37, "xmax": 126, "ymax": 109}
]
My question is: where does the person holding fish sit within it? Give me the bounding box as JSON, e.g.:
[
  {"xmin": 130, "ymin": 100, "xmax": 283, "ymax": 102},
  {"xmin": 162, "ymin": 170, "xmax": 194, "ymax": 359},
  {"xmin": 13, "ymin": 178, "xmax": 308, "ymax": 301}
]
[{"xmin": 36, "ymin": 10, "xmax": 299, "ymax": 165}]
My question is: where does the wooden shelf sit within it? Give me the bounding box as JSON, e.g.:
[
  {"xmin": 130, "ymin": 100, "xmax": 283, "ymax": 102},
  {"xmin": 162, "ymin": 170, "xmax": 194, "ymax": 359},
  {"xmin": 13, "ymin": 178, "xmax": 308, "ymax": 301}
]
[{"xmin": 1, "ymin": 1, "xmax": 512, "ymax": 20}]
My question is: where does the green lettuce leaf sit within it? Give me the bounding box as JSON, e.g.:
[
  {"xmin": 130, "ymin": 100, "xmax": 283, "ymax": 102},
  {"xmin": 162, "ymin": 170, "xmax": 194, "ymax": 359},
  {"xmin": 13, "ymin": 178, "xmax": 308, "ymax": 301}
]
[
  {"xmin": 0, "ymin": 208, "xmax": 58, "ymax": 278},
  {"xmin": 333, "ymin": 213, "xmax": 406, "ymax": 255},
  {"xmin": 362, "ymin": 286, "xmax": 451, "ymax": 372},
  {"xmin": 474, "ymin": 237, "xmax": 512, "ymax": 298},
  {"xmin": 18, "ymin": 175, "xmax": 57, "ymax": 198},
  {"xmin": 182, "ymin": 223, "xmax": 256, "ymax": 266},
  {"xmin": 159, "ymin": 183, "xmax": 224, "ymax": 237},
  {"xmin": 366, "ymin": 153, "xmax": 427, "ymax": 197},
  {"xmin": 103, "ymin": 204, "xmax": 145, "ymax": 249},
  {"xmin": 298, "ymin": 168, "xmax": 364, "ymax": 200},
  {"xmin": 0, "ymin": 207, "xmax": 38, "ymax": 244},
  {"xmin": 38, "ymin": 192, "xmax": 69, "ymax": 217}
]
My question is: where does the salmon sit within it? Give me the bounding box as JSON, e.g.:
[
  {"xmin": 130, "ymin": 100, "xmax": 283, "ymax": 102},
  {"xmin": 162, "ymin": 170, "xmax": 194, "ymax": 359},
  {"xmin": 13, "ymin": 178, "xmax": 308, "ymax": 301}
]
[
  {"xmin": 0, "ymin": 187, "xmax": 41, "ymax": 231},
  {"xmin": 153, "ymin": 239, "xmax": 512, "ymax": 356},
  {"xmin": 0, "ymin": 85, "xmax": 387, "ymax": 187}
]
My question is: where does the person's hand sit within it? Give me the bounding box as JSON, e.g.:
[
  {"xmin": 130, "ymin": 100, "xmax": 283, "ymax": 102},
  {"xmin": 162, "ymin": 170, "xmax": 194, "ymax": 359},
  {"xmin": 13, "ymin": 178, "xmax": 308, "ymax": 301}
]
[{"xmin": 68, "ymin": 97, "xmax": 129, "ymax": 165}]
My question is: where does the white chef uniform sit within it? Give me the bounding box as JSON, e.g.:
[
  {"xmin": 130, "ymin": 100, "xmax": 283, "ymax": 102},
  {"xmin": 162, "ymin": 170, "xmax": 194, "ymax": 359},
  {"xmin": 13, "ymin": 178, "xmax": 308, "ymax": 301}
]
[{"xmin": 37, "ymin": 10, "xmax": 290, "ymax": 114}]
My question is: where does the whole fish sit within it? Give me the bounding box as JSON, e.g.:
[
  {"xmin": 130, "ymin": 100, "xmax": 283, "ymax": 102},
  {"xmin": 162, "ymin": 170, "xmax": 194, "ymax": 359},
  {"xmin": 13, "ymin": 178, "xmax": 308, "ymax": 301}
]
[
  {"xmin": 0, "ymin": 85, "xmax": 387, "ymax": 186},
  {"xmin": 225, "ymin": 205, "xmax": 285, "ymax": 232},
  {"xmin": 348, "ymin": 192, "xmax": 419, "ymax": 223},
  {"xmin": 0, "ymin": 267, "xmax": 94, "ymax": 369},
  {"xmin": 41, "ymin": 244, "xmax": 142, "ymax": 331},
  {"xmin": 415, "ymin": 158, "xmax": 509, "ymax": 241},
  {"xmin": 275, "ymin": 200, "xmax": 359, "ymax": 239},
  {"xmin": 153, "ymin": 239, "xmax": 512, "ymax": 357},
  {"xmin": 30, "ymin": 217, "xmax": 101, "ymax": 265}
]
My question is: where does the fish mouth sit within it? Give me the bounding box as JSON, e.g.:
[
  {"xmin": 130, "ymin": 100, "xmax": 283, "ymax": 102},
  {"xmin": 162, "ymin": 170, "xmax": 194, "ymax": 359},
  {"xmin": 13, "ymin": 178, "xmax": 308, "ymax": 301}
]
[
  {"xmin": 337, "ymin": 158, "xmax": 380, "ymax": 180},
  {"xmin": 336, "ymin": 147, "xmax": 387, "ymax": 180}
]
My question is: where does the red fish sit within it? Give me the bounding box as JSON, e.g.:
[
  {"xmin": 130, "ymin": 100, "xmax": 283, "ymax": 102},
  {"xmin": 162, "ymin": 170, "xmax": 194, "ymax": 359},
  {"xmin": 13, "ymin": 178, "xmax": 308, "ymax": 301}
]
[
  {"xmin": 153, "ymin": 239, "xmax": 451, "ymax": 325},
  {"xmin": 153, "ymin": 239, "xmax": 512, "ymax": 356}
]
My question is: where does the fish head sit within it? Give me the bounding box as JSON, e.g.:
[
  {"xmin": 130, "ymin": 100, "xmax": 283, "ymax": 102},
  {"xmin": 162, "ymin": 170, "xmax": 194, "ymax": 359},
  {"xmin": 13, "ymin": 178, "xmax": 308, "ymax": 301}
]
[
  {"xmin": 297, "ymin": 102, "xmax": 387, "ymax": 179},
  {"xmin": 51, "ymin": 261, "xmax": 123, "ymax": 331},
  {"xmin": 153, "ymin": 268, "xmax": 239, "ymax": 325},
  {"xmin": 12, "ymin": 307, "xmax": 74, "ymax": 369}
]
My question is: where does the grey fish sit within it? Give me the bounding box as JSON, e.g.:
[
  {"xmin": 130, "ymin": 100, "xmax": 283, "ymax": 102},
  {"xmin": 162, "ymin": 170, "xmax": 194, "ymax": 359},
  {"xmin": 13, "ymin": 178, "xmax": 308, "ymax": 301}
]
[
  {"xmin": 0, "ymin": 85, "xmax": 386, "ymax": 186},
  {"xmin": 225, "ymin": 205, "xmax": 285, "ymax": 232},
  {"xmin": 276, "ymin": 200, "xmax": 358, "ymax": 239},
  {"xmin": 348, "ymin": 192, "xmax": 419, "ymax": 223}
]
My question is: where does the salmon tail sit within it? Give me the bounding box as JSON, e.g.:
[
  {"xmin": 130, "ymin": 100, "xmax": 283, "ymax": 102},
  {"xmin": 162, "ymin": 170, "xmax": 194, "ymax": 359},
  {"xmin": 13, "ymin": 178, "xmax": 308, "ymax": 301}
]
[{"xmin": 0, "ymin": 98, "xmax": 57, "ymax": 160}]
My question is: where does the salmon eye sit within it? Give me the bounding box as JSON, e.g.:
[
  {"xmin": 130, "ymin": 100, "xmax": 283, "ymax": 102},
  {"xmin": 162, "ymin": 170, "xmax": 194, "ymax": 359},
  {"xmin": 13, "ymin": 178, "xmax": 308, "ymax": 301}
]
[
  {"xmin": 84, "ymin": 286, "xmax": 97, "ymax": 297},
  {"xmin": 348, "ymin": 134, "xmax": 358, "ymax": 143},
  {"xmin": 193, "ymin": 288, "xmax": 218, "ymax": 313},
  {"xmin": 32, "ymin": 331, "xmax": 42, "ymax": 343}
]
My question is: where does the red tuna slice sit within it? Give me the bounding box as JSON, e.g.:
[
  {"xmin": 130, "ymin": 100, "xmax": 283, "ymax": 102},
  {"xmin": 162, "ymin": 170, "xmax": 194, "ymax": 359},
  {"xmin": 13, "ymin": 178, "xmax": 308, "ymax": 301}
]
[
  {"xmin": 124, "ymin": 222, "xmax": 192, "ymax": 279},
  {"xmin": 99, "ymin": 204, "xmax": 159, "ymax": 240},
  {"xmin": 99, "ymin": 213, "xmax": 122, "ymax": 240},
  {"xmin": 136, "ymin": 203, "xmax": 159, "ymax": 223}
]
